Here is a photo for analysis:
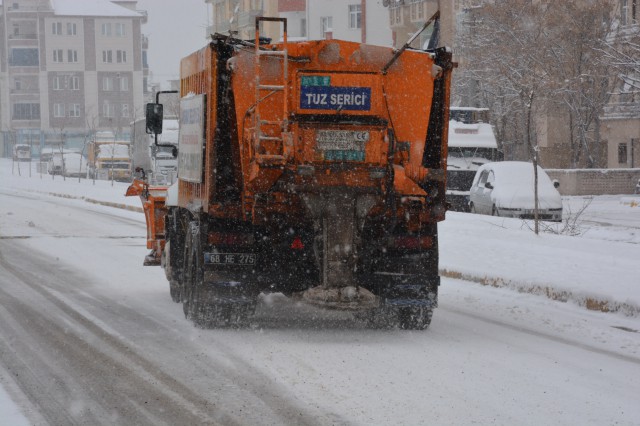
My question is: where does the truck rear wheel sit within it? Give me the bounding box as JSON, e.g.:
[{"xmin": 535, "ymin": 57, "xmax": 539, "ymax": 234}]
[
  {"xmin": 181, "ymin": 218, "xmax": 255, "ymax": 328},
  {"xmin": 362, "ymin": 305, "xmax": 433, "ymax": 330},
  {"xmin": 397, "ymin": 307, "xmax": 433, "ymax": 330}
]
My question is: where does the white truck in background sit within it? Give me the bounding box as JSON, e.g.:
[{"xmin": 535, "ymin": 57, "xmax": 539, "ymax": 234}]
[
  {"xmin": 447, "ymin": 107, "xmax": 501, "ymax": 212},
  {"xmin": 87, "ymin": 131, "xmax": 133, "ymax": 181},
  {"xmin": 131, "ymin": 117, "xmax": 178, "ymax": 184}
]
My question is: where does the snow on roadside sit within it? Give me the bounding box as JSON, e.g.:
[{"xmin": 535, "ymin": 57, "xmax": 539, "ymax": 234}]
[{"xmin": 3, "ymin": 159, "xmax": 640, "ymax": 315}]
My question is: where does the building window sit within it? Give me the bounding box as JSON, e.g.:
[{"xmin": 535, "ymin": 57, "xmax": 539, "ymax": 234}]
[
  {"xmin": 101, "ymin": 23, "xmax": 112, "ymax": 36},
  {"xmin": 69, "ymin": 104, "xmax": 81, "ymax": 118},
  {"xmin": 13, "ymin": 103, "xmax": 40, "ymax": 120},
  {"xmin": 618, "ymin": 143, "xmax": 628, "ymax": 164},
  {"xmin": 116, "ymin": 50, "xmax": 127, "ymax": 63},
  {"xmin": 321, "ymin": 16, "xmax": 333, "ymax": 39},
  {"xmin": 348, "ymin": 5, "xmax": 361, "ymax": 29},
  {"xmin": 53, "ymin": 103, "xmax": 66, "ymax": 118},
  {"xmin": 410, "ymin": 1, "xmax": 425, "ymax": 21},
  {"xmin": 102, "ymin": 50, "xmax": 113, "ymax": 63},
  {"xmin": 103, "ymin": 101, "xmax": 115, "ymax": 118},
  {"xmin": 115, "ymin": 23, "xmax": 126, "ymax": 37},
  {"xmin": 10, "ymin": 48, "xmax": 39, "ymax": 66},
  {"xmin": 53, "ymin": 49, "xmax": 64, "ymax": 63},
  {"xmin": 52, "ymin": 76, "xmax": 61, "ymax": 90},
  {"xmin": 119, "ymin": 76, "xmax": 129, "ymax": 91},
  {"xmin": 71, "ymin": 76, "xmax": 80, "ymax": 90},
  {"xmin": 67, "ymin": 23, "xmax": 77, "ymax": 36},
  {"xmin": 52, "ymin": 22, "xmax": 62, "ymax": 35},
  {"xmin": 67, "ymin": 50, "xmax": 78, "ymax": 63},
  {"xmin": 15, "ymin": 80, "xmax": 22, "ymax": 90},
  {"xmin": 390, "ymin": 7, "xmax": 403, "ymax": 26},
  {"xmin": 103, "ymin": 77, "xmax": 114, "ymax": 91},
  {"xmin": 121, "ymin": 104, "xmax": 130, "ymax": 118}
]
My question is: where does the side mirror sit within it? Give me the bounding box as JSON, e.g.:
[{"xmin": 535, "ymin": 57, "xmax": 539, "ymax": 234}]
[
  {"xmin": 146, "ymin": 103, "xmax": 163, "ymax": 134},
  {"xmin": 485, "ymin": 182, "xmax": 494, "ymax": 190}
]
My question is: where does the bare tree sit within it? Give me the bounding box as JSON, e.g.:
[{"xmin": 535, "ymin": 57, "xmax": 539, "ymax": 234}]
[
  {"xmin": 457, "ymin": 0, "xmax": 559, "ymax": 233},
  {"xmin": 546, "ymin": 1, "xmax": 619, "ymax": 168}
]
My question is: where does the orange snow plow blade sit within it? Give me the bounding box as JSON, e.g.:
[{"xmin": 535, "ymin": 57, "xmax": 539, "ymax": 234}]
[{"xmin": 126, "ymin": 179, "xmax": 168, "ymax": 266}]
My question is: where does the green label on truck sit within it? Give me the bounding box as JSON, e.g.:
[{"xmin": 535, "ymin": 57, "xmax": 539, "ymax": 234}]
[{"xmin": 301, "ymin": 76, "xmax": 331, "ymax": 87}]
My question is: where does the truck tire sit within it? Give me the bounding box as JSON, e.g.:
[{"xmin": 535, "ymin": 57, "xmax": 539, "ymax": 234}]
[
  {"xmin": 397, "ymin": 307, "xmax": 433, "ymax": 330},
  {"xmin": 161, "ymin": 242, "xmax": 182, "ymax": 303},
  {"xmin": 164, "ymin": 209, "xmax": 187, "ymax": 303},
  {"xmin": 182, "ymin": 218, "xmax": 254, "ymax": 328}
]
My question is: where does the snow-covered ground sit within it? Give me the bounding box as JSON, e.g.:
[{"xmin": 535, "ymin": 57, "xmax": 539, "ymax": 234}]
[
  {"xmin": 1, "ymin": 159, "xmax": 640, "ymax": 424},
  {"xmin": 5, "ymin": 159, "xmax": 640, "ymax": 313}
]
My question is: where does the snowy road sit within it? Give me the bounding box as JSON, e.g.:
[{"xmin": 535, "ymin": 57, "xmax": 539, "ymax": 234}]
[{"xmin": 1, "ymin": 188, "xmax": 640, "ymax": 425}]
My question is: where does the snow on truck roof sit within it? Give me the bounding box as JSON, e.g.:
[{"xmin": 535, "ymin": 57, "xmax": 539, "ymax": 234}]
[{"xmin": 448, "ymin": 120, "xmax": 498, "ymax": 149}]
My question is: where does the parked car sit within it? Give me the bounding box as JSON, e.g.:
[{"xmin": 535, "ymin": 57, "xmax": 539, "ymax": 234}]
[
  {"xmin": 12, "ymin": 144, "xmax": 32, "ymax": 161},
  {"xmin": 469, "ymin": 161, "xmax": 563, "ymax": 222},
  {"xmin": 62, "ymin": 153, "xmax": 87, "ymax": 177},
  {"xmin": 48, "ymin": 153, "xmax": 65, "ymax": 175}
]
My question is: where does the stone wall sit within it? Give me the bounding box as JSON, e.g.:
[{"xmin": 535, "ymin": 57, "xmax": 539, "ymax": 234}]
[{"xmin": 546, "ymin": 168, "xmax": 640, "ymax": 196}]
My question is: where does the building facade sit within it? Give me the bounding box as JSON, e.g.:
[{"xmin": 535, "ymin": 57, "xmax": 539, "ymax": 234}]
[
  {"xmin": 385, "ymin": 0, "xmax": 455, "ymax": 49},
  {"xmin": 602, "ymin": 0, "xmax": 640, "ymax": 169},
  {"xmin": 205, "ymin": 0, "xmax": 393, "ymax": 46},
  {"xmin": 205, "ymin": 0, "xmax": 280, "ymax": 41},
  {"xmin": 306, "ymin": 0, "xmax": 392, "ymax": 46},
  {"xmin": 0, "ymin": 0, "xmax": 147, "ymax": 156}
]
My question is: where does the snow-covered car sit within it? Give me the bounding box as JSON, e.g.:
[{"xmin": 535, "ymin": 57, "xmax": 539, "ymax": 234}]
[
  {"xmin": 469, "ymin": 161, "xmax": 563, "ymax": 222},
  {"xmin": 61, "ymin": 153, "xmax": 87, "ymax": 177},
  {"xmin": 47, "ymin": 153, "xmax": 65, "ymax": 175},
  {"xmin": 13, "ymin": 144, "xmax": 32, "ymax": 162}
]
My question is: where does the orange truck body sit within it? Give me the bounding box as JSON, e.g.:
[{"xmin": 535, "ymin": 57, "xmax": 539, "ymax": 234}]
[{"xmin": 129, "ymin": 18, "xmax": 453, "ymax": 329}]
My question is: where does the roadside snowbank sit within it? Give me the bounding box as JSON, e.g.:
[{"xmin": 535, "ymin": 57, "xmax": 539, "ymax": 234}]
[{"xmin": 3, "ymin": 159, "xmax": 639, "ymax": 315}]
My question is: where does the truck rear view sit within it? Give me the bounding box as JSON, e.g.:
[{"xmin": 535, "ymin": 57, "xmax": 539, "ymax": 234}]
[{"xmin": 131, "ymin": 17, "xmax": 453, "ymax": 329}]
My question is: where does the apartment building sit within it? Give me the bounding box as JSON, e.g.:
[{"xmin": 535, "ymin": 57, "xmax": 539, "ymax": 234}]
[
  {"xmin": 0, "ymin": 0, "xmax": 147, "ymax": 155},
  {"xmin": 205, "ymin": 0, "xmax": 280, "ymax": 41},
  {"xmin": 602, "ymin": 0, "xmax": 640, "ymax": 168},
  {"xmin": 206, "ymin": 0, "xmax": 392, "ymax": 46},
  {"xmin": 385, "ymin": 0, "xmax": 455, "ymax": 49}
]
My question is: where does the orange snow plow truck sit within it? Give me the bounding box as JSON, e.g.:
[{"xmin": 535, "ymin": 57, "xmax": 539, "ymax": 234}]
[{"xmin": 127, "ymin": 16, "xmax": 453, "ymax": 329}]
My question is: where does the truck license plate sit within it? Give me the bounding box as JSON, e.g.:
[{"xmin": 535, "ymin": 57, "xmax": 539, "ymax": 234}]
[{"xmin": 204, "ymin": 253, "xmax": 256, "ymax": 265}]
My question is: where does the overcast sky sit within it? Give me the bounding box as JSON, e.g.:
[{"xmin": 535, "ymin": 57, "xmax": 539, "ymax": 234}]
[{"xmin": 136, "ymin": 0, "xmax": 210, "ymax": 88}]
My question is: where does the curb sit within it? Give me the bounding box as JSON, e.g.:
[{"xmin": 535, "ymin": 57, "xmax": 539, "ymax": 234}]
[
  {"xmin": 42, "ymin": 190, "xmax": 640, "ymax": 318},
  {"xmin": 45, "ymin": 191, "xmax": 144, "ymax": 213},
  {"xmin": 440, "ymin": 269, "xmax": 640, "ymax": 317}
]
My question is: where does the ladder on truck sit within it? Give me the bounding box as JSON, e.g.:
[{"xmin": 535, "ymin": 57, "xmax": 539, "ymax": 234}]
[{"xmin": 253, "ymin": 17, "xmax": 289, "ymax": 167}]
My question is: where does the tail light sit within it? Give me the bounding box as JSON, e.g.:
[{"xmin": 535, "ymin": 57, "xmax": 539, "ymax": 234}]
[{"xmin": 290, "ymin": 236, "xmax": 305, "ymax": 250}]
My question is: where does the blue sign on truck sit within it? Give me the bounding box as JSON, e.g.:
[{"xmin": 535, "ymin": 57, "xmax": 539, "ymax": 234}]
[{"xmin": 300, "ymin": 85, "xmax": 371, "ymax": 111}]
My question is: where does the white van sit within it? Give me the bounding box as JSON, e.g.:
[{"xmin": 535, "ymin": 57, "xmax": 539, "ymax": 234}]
[{"xmin": 13, "ymin": 144, "xmax": 31, "ymax": 162}]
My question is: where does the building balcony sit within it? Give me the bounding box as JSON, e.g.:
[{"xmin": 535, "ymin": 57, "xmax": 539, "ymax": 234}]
[
  {"xmin": 137, "ymin": 9, "xmax": 148, "ymax": 24},
  {"xmin": 603, "ymin": 102, "xmax": 640, "ymax": 120},
  {"xmin": 8, "ymin": 65, "xmax": 40, "ymax": 73},
  {"xmin": 10, "ymin": 87, "xmax": 40, "ymax": 95},
  {"xmin": 6, "ymin": 4, "xmax": 53, "ymax": 13},
  {"xmin": 8, "ymin": 33, "xmax": 38, "ymax": 40}
]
